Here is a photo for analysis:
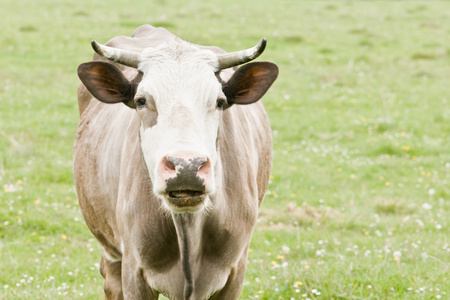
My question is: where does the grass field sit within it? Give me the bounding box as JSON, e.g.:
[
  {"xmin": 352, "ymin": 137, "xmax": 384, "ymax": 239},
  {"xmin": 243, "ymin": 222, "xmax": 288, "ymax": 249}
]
[{"xmin": 1, "ymin": 0, "xmax": 449, "ymax": 299}]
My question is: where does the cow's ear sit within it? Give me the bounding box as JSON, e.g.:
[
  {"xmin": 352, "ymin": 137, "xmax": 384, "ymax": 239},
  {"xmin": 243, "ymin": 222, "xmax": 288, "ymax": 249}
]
[
  {"xmin": 223, "ymin": 62, "xmax": 278, "ymax": 106},
  {"xmin": 77, "ymin": 61, "xmax": 138, "ymax": 108}
]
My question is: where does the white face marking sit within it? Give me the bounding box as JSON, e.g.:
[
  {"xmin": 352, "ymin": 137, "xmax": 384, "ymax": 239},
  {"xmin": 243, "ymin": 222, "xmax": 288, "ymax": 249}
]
[{"xmin": 134, "ymin": 41, "xmax": 223, "ymax": 212}]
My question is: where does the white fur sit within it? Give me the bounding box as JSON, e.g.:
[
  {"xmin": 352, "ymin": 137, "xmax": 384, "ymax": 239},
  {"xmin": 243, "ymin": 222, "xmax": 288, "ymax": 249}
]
[{"xmin": 134, "ymin": 40, "xmax": 223, "ymax": 213}]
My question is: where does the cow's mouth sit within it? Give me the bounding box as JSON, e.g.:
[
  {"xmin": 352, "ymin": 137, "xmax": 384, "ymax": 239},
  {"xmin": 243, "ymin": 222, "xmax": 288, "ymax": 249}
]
[
  {"xmin": 169, "ymin": 191, "xmax": 203, "ymax": 198},
  {"xmin": 167, "ymin": 191, "xmax": 205, "ymax": 207}
]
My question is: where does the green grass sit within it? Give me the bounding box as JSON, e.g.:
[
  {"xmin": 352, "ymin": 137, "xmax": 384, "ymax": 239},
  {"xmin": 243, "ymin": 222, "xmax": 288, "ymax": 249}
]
[{"xmin": 1, "ymin": 0, "xmax": 449, "ymax": 299}]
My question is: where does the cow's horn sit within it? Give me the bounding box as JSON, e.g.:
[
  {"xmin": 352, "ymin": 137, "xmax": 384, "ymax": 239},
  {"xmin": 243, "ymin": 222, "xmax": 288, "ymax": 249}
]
[
  {"xmin": 217, "ymin": 38, "xmax": 267, "ymax": 70},
  {"xmin": 91, "ymin": 40, "xmax": 141, "ymax": 68}
]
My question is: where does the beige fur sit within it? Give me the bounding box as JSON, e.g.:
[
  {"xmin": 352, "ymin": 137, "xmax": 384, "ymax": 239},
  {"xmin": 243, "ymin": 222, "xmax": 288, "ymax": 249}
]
[{"xmin": 74, "ymin": 25, "xmax": 273, "ymax": 299}]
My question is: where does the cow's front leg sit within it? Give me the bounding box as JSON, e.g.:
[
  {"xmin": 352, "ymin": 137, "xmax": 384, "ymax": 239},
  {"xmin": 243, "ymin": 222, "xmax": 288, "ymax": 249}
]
[
  {"xmin": 121, "ymin": 253, "xmax": 158, "ymax": 300},
  {"xmin": 209, "ymin": 251, "xmax": 249, "ymax": 300},
  {"xmin": 100, "ymin": 255, "xmax": 123, "ymax": 300}
]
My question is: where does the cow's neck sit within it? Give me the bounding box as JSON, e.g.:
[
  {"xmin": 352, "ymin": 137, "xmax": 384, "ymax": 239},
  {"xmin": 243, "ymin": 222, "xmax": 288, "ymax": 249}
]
[{"xmin": 172, "ymin": 213, "xmax": 204, "ymax": 300}]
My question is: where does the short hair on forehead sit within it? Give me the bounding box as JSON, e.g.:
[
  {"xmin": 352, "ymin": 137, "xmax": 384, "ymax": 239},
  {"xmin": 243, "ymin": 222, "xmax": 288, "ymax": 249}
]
[
  {"xmin": 136, "ymin": 41, "xmax": 223, "ymax": 103},
  {"xmin": 138, "ymin": 38, "xmax": 218, "ymax": 71}
]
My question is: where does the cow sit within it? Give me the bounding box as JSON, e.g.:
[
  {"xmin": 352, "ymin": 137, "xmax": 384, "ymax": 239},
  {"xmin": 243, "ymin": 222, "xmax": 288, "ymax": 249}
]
[{"xmin": 74, "ymin": 24, "xmax": 278, "ymax": 300}]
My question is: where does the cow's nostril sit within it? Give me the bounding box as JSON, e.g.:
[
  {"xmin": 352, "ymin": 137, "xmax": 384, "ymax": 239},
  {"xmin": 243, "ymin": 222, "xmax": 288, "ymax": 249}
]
[
  {"xmin": 198, "ymin": 158, "xmax": 210, "ymax": 174},
  {"xmin": 164, "ymin": 157, "xmax": 176, "ymax": 171}
]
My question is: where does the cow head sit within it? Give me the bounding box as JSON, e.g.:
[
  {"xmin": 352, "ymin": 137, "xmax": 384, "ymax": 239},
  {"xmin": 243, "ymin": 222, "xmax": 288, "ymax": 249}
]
[{"xmin": 77, "ymin": 38, "xmax": 278, "ymax": 214}]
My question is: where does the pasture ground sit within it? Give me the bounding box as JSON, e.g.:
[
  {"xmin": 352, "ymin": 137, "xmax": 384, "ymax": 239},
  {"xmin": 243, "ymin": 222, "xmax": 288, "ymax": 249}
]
[{"xmin": 1, "ymin": 1, "xmax": 449, "ymax": 299}]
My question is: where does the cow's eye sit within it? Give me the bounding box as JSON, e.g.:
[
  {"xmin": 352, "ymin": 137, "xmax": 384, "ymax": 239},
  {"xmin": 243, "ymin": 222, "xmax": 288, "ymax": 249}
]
[
  {"xmin": 136, "ymin": 98, "xmax": 147, "ymax": 107},
  {"xmin": 216, "ymin": 99, "xmax": 226, "ymax": 110}
]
